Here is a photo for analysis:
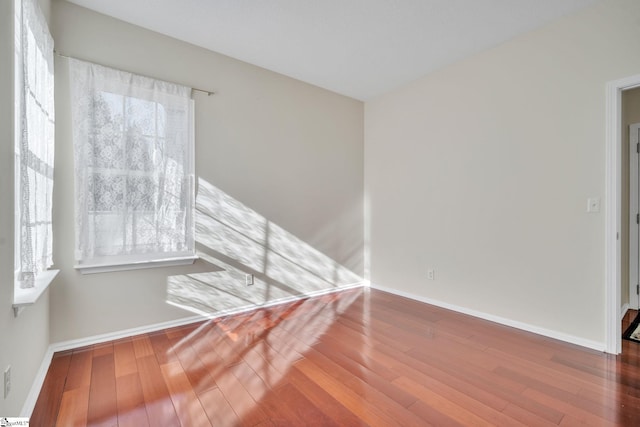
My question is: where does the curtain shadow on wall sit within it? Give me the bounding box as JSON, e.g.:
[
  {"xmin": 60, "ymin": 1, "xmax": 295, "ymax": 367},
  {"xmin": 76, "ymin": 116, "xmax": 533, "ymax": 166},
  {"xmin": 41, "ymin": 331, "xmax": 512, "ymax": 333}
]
[{"xmin": 166, "ymin": 178, "xmax": 363, "ymax": 317}]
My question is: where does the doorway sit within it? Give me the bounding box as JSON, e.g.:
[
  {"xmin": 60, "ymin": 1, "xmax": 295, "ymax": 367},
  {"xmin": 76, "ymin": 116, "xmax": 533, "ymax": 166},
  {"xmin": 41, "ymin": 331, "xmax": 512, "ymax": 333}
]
[
  {"xmin": 605, "ymin": 75, "xmax": 640, "ymax": 354},
  {"xmin": 628, "ymin": 117, "xmax": 640, "ymax": 312}
]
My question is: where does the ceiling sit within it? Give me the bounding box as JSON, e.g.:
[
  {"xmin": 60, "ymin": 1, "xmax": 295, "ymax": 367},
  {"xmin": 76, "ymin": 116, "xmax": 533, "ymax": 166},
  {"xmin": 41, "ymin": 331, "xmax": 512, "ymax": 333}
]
[{"xmin": 65, "ymin": 0, "xmax": 597, "ymax": 101}]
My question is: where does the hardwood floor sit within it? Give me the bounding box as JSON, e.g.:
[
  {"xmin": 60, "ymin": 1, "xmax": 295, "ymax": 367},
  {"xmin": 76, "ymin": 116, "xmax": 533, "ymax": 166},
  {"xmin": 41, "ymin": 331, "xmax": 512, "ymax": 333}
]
[{"xmin": 32, "ymin": 288, "xmax": 640, "ymax": 426}]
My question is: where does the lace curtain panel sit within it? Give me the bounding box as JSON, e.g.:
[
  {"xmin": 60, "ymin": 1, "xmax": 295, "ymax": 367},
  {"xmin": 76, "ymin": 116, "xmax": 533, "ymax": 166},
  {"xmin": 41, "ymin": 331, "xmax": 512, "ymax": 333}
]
[
  {"xmin": 69, "ymin": 58, "xmax": 195, "ymax": 266},
  {"xmin": 17, "ymin": 0, "xmax": 55, "ymax": 288}
]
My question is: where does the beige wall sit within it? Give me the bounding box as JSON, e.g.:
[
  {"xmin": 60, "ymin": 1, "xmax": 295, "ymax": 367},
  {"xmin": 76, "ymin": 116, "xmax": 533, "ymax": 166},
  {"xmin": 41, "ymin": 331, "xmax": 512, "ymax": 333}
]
[
  {"xmin": 0, "ymin": 0, "xmax": 52, "ymax": 416},
  {"xmin": 49, "ymin": 1, "xmax": 364, "ymax": 342},
  {"xmin": 365, "ymin": 0, "xmax": 640, "ymax": 345},
  {"xmin": 622, "ymin": 86, "xmax": 640, "ymax": 308}
]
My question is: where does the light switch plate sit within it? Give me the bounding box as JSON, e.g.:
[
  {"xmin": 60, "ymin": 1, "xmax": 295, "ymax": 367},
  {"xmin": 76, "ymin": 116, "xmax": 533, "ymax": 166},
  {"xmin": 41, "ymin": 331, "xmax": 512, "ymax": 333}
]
[{"xmin": 587, "ymin": 197, "xmax": 600, "ymax": 213}]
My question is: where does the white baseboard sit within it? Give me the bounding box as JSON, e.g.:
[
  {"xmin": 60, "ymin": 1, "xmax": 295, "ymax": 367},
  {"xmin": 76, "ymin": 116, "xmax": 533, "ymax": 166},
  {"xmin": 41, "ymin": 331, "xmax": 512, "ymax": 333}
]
[
  {"xmin": 21, "ymin": 281, "xmax": 365, "ymax": 417},
  {"xmin": 20, "ymin": 314, "xmax": 205, "ymax": 417},
  {"xmin": 49, "ymin": 315, "xmax": 207, "ymax": 354},
  {"xmin": 20, "ymin": 346, "xmax": 54, "ymax": 417},
  {"xmin": 621, "ymin": 303, "xmax": 630, "ymax": 323},
  {"xmin": 51, "ymin": 282, "xmax": 363, "ymax": 354},
  {"xmin": 369, "ymin": 283, "xmax": 606, "ymax": 352}
]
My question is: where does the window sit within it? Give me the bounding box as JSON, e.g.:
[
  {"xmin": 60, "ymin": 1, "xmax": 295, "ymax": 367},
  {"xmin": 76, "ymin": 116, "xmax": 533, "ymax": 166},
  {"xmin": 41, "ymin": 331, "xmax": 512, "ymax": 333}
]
[
  {"xmin": 13, "ymin": 0, "xmax": 57, "ymax": 307},
  {"xmin": 69, "ymin": 59, "xmax": 196, "ymax": 272}
]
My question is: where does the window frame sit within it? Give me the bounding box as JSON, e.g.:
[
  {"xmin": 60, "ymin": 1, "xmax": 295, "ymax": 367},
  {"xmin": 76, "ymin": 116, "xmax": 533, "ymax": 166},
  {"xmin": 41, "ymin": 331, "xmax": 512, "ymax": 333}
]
[
  {"xmin": 12, "ymin": 0, "xmax": 58, "ymax": 312},
  {"xmin": 70, "ymin": 60, "xmax": 197, "ymax": 273}
]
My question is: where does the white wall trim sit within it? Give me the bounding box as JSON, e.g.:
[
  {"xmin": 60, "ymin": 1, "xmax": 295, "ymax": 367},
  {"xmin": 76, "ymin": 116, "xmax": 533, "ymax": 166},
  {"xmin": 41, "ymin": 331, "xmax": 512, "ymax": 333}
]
[
  {"xmin": 13, "ymin": 269, "xmax": 59, "ymax": 311},
  {"xmin": 49, "ymin": 282, "xmax": 363, "ymax": 354},
  {"xmin": 19, "ymin": 314, "xmax": 205, "ymax": 417},
  {"xmin": 20, "ymin": 346, "xmax": 54, "ymax": 417},
  {"xmin": 49, "ymin": 315, "xmax": 205, "ymax": 354},
  {"xmin": 629, "ymin": 123, "xmax": 640, "ymax": 310},
  {"xmin": 605, "ymin": 73, "xmax": 640, "ymax": 354},
  {"xmin": 20, "ymin": 281, "xmax": 366, "ymax": 417},
  {"xmin": 370, "ymin": 283, "xmax": 605, "ymax": 352},
  {"xmin": 75, "ymin": 255, "xmax": 198, "ymax": 275}
]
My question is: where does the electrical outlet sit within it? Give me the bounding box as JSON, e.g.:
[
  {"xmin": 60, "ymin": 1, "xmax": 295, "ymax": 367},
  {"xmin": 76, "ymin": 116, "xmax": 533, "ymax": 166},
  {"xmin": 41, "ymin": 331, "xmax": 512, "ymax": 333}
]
[
  {"xmin": 4, "ymin": 365, "xmax": 11, "ymax": 399},
  {"xmin": 427, "ymin": 269, "xmax": 435, "ymax": 280},
  {"xmin": 246, "ymin": 274, "xmax": 254, "ymax": 286},
  {"xmin": 587, "ymin": 197, "xmax": 600, "ymax": 213}
]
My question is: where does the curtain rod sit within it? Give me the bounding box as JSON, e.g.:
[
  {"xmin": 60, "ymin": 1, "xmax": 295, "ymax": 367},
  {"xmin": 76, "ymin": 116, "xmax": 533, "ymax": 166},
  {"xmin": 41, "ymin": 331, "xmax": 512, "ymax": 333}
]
[{"xmin": 54, "ymin": 50, "xmax": 216, "ymax": 96}]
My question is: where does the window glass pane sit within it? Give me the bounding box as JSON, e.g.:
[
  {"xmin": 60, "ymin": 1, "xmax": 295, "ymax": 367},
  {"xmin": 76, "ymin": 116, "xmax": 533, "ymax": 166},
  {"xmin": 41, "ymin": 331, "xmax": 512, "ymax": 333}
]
[
  {"xmin": 91, "ymin": 213, "xmax": 124, "ymax": 256},
  {"xmin": 126, "ymin": 96, "xmax": 157, "ymax": 136},
  {"xmin": 127, "ymin": 175, "xmax": 156, "ymax": 211},
  {"xmin": 127, "ymin": 134, "xmax": 157, "ymax": 171},
  {"xmin": 88, "ymin": 173, "xmax": 125, "ymax": 211}
]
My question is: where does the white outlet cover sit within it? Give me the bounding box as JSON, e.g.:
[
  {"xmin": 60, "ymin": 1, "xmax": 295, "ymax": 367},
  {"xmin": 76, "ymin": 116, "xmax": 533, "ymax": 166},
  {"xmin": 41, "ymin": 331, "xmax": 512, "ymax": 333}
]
[
  {"xmin": 587, "ymin": 197, "xmax": 600, "ymax": 213},
  {"xmin": 4, "ymin": 365, "xmax": 11, "ymax": 398}
]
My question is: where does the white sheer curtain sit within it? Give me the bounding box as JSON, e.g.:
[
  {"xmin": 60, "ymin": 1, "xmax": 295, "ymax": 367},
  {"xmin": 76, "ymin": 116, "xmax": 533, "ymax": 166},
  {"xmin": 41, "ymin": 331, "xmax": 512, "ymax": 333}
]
[
  {"xmin": 16, "ymin": 0, "xmax": 55, "ymax": 288},
  {"xmin": 69, "ymin": 58, "xmax": 195, "ymax": 266}
]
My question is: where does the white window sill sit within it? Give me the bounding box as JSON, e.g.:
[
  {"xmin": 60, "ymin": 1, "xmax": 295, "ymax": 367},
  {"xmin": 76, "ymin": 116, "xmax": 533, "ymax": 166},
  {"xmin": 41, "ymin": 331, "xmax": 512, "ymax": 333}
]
[
  {"xmin": 75, "ymin": 255, "xmax": 198, "ymax": 274},
  {"xmin": 13, "ymin": 269, "xmax": 60, "ymax": 316}
]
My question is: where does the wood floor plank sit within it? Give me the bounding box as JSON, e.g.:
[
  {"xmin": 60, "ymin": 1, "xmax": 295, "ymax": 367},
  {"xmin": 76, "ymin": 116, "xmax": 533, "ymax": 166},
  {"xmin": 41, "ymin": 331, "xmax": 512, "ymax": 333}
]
[
  {"xmin": 132, "ymin": 336, "xmax": 154, "ymax": 359},
  {"xmin": 296, "ymin": 356, "xmax": 431, "ymax": 427},
  {"xmin": 500, "ymin": 403, "xmax": 560, "ymax": 427},
  {"xmin": 86, "ymin": 353, "xmax": 118, "ymax": 427},
  {"xmin": 228, "ymin": 361, "xmax": 272, "ymax": 403},
  {"xmin": 304, "ymin": 344, "xmax": 418, "ymax": 410},
  {"xmin": 115, "ymin": 372, "xmax": 149, "ymax": 427},
  {"xmin": 406, "ymin": 337, "xmax": 501, "ymax": 371},
  {"xmin": 577, "ymin": 386, "xmax": 640, "ymax": 413},
  {"xmin": 487, "ymin": 348, "xmax": 586, "ymax": 394},
  {"xmin": 377, "ymin": 343, "xmax": 511, "ymax": 412},
  {"xmin": 406, "ymin": 400, "xmax": 462, "ymax": 427},
  {"xmin": 135, "ymin": 355, "xmax": 181, "ymax": 427},
  {"xmin": 263, "ymin": 381, "xmax": 339, "ymax": 427},
  {"xmin": 113, "ymin": 339, "xmax": 137, "ymax": 379},
  {"xmin": 92, "ymin": 342, "xmax": 114, "ymax": 358},
  {"xmin": 164, "ymin": 322, "xmax": 204, "ymax": 340},
  {"xmin": 293, "ymin": 359, "xmax": 400, "ymax": 426},
  {"xmin": 64, "ymin": 349, "xmax": 93, "ymax": 391},
  {"xmin": 316, "ymin": 333, "xmax": 399, "ymax": 381},
  {"xmin": 213, "ymin": 359, "xmax": 270, "ymax": 427},
  {"xmin": 148, "ymin": 331, "xmax": 177, "ymax": 366},
  {"xmin": 56, "ymin": 386, "xmax": 90, "ymax": 427},
  {"xmin": 160, "ymin": 361, "xmax": 212, "ymax": 427},
  {"xmin": 494, "ymin": 364, "xmax": 640, "ymax": 425},
  {"xmin": 197, "ymin": 386, "xmax": 241, "ymax": 426},
  {"xmin": 521, "ymin": 387, "xmax": 631, "ymax": 426},
  {"xmin": 256, "ymin": 383, "xmax": 309, "ymax": 426},
  {"xmin": 183, "ymin": 326, "xmax": 229, "ymax": 380},
  {"xmin": 31, "ymin": 288, "xmax": 640, "ymax": 426},
  {"xmin": 394, "ymin": 375, "xmax": 518, "ymax": 427},
  {"xmin": 241, "ymin": 344, "xmax": 287, "ymax": 389},
  {"xmin": 31, "ymin": 352, "xmax": 72, "ymax": 426},
  {"xmin": 312, "ymin": 339, "xmax": 416, "ymax": 407},
  {"xmin": 172, "ymin": 338, "xmax": 219, "ymax": 394},
  {"xmin": 284, "ymin": 364, "xmax": 364, "ymax": 427}
]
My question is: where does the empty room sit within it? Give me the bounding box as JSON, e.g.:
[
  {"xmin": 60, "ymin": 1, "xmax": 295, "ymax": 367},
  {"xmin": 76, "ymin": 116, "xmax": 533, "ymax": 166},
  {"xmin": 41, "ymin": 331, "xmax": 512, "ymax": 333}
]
[{"xmin": 2, "ymin": 0, "xmax": 640, "ymax": 425}]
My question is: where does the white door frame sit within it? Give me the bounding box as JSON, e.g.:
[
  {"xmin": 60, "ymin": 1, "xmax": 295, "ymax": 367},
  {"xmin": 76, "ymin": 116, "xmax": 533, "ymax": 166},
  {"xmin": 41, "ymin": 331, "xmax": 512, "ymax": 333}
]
[
  {"xmin": 605, "ymin": 74, "xmax": 640, "ymax": 354},
  {"xmin": 630, "ymin": 123, "xmax": 640, "ymax": 310}
]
